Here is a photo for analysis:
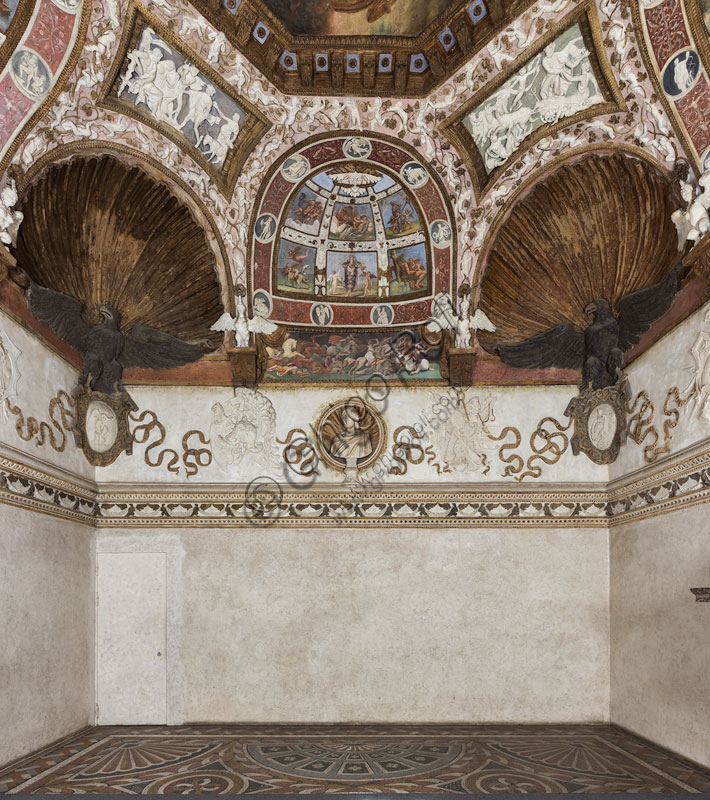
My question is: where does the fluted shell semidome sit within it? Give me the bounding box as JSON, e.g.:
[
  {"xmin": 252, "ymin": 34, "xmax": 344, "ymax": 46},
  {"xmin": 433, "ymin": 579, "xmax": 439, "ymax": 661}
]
[
  {"xmin": 14, "ymin": 155, "xmax": 223, "ymax": 344},
  {"xmin": 477, "ymin": 152, "xmax": 682, "ymax": 350}
]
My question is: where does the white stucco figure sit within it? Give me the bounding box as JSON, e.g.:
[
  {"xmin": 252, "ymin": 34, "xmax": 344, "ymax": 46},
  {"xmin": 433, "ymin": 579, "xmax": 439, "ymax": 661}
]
[
  {"xmin": 672, "ymin": 172, "xmax": 710, "ymax": 248},
  {"xmin": 0, "ymin": 331, "xmax": 20, "ymax": 420},
  {"xmin": 426, "ymin": 292, "xmax": 496, "ymax": 347},
  {"xmin": 683, "ymin": 308, "xmax": 710, "ymax": 423},
  {"xmin": 211, "ymin": 294, "xmax": 277, "ymax": 347},
  {"xmin": 433, "ymin": 393, "xmax": 499, "ymax": 474},
  {"xmin": 118, "ymin": 28, "xmax": 240, "ymax": 166},
  {"xmin": 0, "ymin": 181, "xmax": 23, "ymax": 246}
]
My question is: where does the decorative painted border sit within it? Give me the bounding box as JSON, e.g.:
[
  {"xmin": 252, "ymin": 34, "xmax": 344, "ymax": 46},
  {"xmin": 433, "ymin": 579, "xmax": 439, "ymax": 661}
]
[
  {"xmin": 248, "ymin": 132, "xmax": 456, "ymax": 328},
  {"xmin": 0, "ymin": 0, "xmax": 37, "ymax": 80},
  {"xmin": 2, "ymin": 437, "xmax": 710, "ymax": 527},
  {"xmin": 635, "ymin": 0, "xmax": 710, "ymax": 168},
  {"xmin": 0, "ymin": 0, "xmax": 89, "ymax": 175},
  {"xmin": 441, "ymin": 1, "xmax": 625, "ymax": 200},
  {"xmin": 99, "ymin": 2, "xmax": 272, "ymax": 200}
]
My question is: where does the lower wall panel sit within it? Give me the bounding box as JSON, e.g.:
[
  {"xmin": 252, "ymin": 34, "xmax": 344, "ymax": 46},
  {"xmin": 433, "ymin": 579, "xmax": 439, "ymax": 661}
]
[
  {"xmin": 611, "ymin": 504, "xmax": 710, "ymax": 768},
  {"xmin": 0, "ymin": 505, "xmax": 94, "ymax": 768},
  {"xmin": 97, "ymin": 526, "xmax": 610, "ymax": 724}
]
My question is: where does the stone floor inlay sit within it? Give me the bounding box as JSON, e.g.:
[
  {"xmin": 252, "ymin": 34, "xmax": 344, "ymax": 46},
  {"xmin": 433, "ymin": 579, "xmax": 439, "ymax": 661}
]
[{"xmin": 0, "ymin": 724, "xmax": 709, "ymax": 795}]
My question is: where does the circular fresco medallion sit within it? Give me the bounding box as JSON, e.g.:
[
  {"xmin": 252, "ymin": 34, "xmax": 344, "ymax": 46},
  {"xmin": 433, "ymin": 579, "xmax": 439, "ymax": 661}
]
[
  {"xmin": 255, "ymin": 213, "xmax": 277, "ymax": 243},
  {"xmin": 252, "ymin": 290, "xmax": 273, "ymax": 317},
  {"xmin": 311, "ymin": 302, "xmax": 333, "ymax": 326},
  {"xmin": 85, "ymin": 400, "xmax": 118, "ymax": 454},
  {"xmin": 400, "ymin": 160, "xmax": 429, "ymax": 188},
  {"xmin": 342, "ymin": 136, "xmax": 372, "ymax": 159},
  {"xmin": 662, "ymin": 49, "xmax": 700, "ymax": 97},
  {"xmin": 430, "ymin": 219, "xmax": 453, "ymax": 248},
  {"xmin": 587, "ymin": 402, "xmax": 617, "ymax": 451},
  {"xmin": 281, "ymin": 154, "xmax": 311, "ymax": 182},
  {"xmin": 371, "ymin": 303, "xmax": 394, "ymax": 325},
  {"xmin": 314, "ymin": 397, "xmax": 386, "ymax": 471},
  {"xmin": 245, "ymin": 740, "xmax": 465, "ymax": 781}
]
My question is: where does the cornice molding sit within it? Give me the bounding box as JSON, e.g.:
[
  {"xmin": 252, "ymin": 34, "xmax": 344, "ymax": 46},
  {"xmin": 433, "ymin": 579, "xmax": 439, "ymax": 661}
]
[{"xmin": 1, "ymin": 437, "xmax": 710, "ymax": 527}]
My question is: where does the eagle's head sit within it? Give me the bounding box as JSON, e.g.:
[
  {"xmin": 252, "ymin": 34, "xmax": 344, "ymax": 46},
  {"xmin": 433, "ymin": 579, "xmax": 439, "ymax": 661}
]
[
  {"xmin": 584, "ymin": 299, "xmax": 612, "ymax": 322},
  {"xmin": 99, "ymin": 304, "xmax": 122, "ymax": 328}
]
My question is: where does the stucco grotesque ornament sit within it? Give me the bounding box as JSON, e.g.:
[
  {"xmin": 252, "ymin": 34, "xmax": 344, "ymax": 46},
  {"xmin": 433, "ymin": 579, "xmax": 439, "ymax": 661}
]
[{"xmin": 210, "ymin": 388, "xmax": 278, "ymax": 472}]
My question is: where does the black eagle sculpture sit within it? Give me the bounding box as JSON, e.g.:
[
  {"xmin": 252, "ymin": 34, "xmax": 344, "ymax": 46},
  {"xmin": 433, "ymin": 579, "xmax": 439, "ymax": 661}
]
[
  {"xmin": 494, "ymin": 265, "xmax": 686, "ymax": 390},
  {"xmin": 23, "ymin": 278, "xmax": 207, "ymax": 395}
]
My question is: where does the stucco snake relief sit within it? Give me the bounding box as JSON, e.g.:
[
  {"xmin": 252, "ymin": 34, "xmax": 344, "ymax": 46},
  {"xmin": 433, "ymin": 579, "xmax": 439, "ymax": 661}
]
[{"xmin": 0, "ymin": 0, "xmax": 683, "ymax": 298}]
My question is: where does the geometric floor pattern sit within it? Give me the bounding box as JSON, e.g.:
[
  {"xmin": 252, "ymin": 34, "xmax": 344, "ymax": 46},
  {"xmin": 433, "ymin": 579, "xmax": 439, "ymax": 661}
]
[{"xmin": 1, "ymin": 724, "xmax": 709, "ymax": 794}]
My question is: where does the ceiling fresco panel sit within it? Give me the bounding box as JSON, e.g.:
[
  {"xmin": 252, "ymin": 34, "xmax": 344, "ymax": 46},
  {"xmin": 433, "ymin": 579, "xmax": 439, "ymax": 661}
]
[
  {"xmin": 260, "ymin": 0, "xmax": 453, "ymax": 37},
  {"xmin": 249, "ymin": 133, "xmax": 455, "ymax": 326}
]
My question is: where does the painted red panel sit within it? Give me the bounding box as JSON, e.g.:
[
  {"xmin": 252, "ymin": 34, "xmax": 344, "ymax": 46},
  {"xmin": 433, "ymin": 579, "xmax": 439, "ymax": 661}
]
[
  {"xmin": 260, "ymin": 175, "xmax": 292, "ymax": 216},
  {"xmin": 24, "ymin": 0, "xmax": 75, "ymax": 73},
  {"xmin": 0, "ymin": 74, "xmax": 34, "ymax": 150},
  {"xmin": 675, "ymin": 75, "xmax": 710, "ymax": 155},
  {"xmin": 644, "ymin": 0, "xmax": 691, "ymax": 68}
]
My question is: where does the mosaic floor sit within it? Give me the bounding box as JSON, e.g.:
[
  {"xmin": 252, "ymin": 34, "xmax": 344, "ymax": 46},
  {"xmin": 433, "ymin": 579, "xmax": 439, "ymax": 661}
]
[{"xmin": 1, "ymin": 724, "xmax": 709, "ymax": 795}]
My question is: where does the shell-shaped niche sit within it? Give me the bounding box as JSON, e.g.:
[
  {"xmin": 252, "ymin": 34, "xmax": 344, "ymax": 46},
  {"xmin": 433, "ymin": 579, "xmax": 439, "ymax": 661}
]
[
  {"xmin": 478, "ymin": 153, "xmax": 681, "ymax": 348},
  {"xmin": 15, "ymin": 155, "xmax": 223, "ymax": 342}
]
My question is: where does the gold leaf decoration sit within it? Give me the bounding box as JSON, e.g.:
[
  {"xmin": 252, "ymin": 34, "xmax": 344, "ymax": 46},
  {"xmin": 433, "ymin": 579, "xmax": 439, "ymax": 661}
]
[{"xmin": 14, "ymin": 155, "xmax": 222, "ymax": 343}]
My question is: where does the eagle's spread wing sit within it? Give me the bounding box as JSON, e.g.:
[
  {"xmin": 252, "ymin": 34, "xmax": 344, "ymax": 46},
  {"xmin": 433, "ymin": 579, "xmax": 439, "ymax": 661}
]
[
  {"xmin": 120, "ymin": 324, "xmax": 204, "ymax": 370},
  {"xmin": 497, "ymin": 322, "xmax": 585, "ymax": 370},
  {"xmin": 617, "ymin": 266, "xmax": 681, "ymax": 352},
  {"xmin": 26, "ymin": 282, "xmax": 91, "ymax": 354}
]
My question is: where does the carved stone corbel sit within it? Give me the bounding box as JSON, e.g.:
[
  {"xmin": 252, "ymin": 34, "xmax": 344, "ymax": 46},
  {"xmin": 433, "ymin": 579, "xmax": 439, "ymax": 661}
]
[{"xmin": 447, "ymin": 347, "xmax": 476, "ymax": 386}]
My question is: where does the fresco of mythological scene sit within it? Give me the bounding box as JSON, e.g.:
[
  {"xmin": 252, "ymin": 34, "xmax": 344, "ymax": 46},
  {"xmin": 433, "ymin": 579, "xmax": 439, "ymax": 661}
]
[
  {"xmin": 0, "ymin": 0, "xmax": 20, "ymax": 35},
  {"xmin": 326, "ymin": 251, "xmax": 379, "ymax": 298},
  {"xmin": 462, "ymin": 23, "xmax": 604, "ymax": 173},
  {"xmin": 330, "ymin": 202, "xmax": 376, "ymax": 241},
  {"xmin": 261, "ymin": 0, "xmax": 451, "ymax": 37},
  {"xmin": 284, "ymin": 186, "xmax": 327, "ymax": 235},
  {"xmin": 275, "ymin": 240, "xmax": 317, "ymax": 294},
  {"xmin": 115, "ymin": 26, "xmax": 247, "ymax": 169},
  {"xmin": 263, "ymin": 329, "xmax": 442, "ymax": 383},
  {"xmin": 379, "ymin": 190, "xmax": 422, "ymax": 238},
  {"xmin": 388, "ymin": 242, "xmax": 429, "ymax": 296}
]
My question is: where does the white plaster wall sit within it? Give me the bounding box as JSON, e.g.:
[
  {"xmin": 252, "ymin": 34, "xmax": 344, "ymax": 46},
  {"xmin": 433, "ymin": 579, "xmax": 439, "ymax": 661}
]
[
  {"xmin": 610, "ymin": 504, "xmax": 710, "ymax": 768},
  {"xmin": 102, "ymin": 383, "xmax": 608, "ymax": 486},
  {"xmin": 0, "ymin": 504, "xmax": 94, "ymax": 768},
  {"xmin": 0, "ymin": 309, "xmax": 92, "ymax": 480},
  {"xmin": 97, "ymin": 525, "xmax": 610, "ymax": 724}
]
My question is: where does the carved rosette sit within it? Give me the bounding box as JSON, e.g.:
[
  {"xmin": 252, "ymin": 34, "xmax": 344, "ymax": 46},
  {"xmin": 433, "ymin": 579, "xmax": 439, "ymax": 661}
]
[
  {"xmin": 564, "ymin": 383, "xmax": 628, "ymax": 465},
  {"xmin": 73, "ymin": 387, "xmax": 138, "ymax": 467}
]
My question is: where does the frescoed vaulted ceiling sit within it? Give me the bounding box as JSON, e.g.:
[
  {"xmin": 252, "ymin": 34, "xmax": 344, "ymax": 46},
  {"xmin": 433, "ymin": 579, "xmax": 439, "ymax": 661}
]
[{"xmin": 0, "ymin": 0, "xmax": 709, "ymax": 387}]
